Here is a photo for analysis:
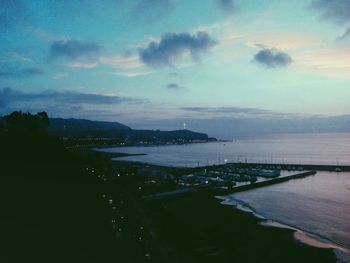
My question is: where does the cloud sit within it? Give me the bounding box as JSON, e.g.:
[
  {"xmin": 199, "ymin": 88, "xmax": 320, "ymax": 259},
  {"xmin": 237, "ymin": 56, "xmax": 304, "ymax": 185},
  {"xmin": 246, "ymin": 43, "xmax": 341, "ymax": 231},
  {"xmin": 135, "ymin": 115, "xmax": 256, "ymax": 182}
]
[
  {"xmin": 0, "ymin": 88, "xmax": 141, "ymax": 110},
  {"xmin": 294, "ymin": 47, "xmax": 350, "ymax": 78},
  {"xmin": 253, "ymin": 48, "xmax": 292, "ymax": 68},
  {"xmin": 132, "ymin": 0, "xmax": 176, "ymax": 22},
  {"xmin": 2, "ymin": 51, "xmax": 32, "ymax": 62},
  {"xmin": 138, "ymin": 31, "xmax": 217, "ymax": 67},
  {"xmin": 20, "ymin": 68, "xmax": 44, "ymax": 76},
  {"xmin": 67, "ymin": 61, "xmax": 98, "ymax": 68},
  {"xmin": 181, "ymin": 106, "xmax": 293, "ymax": 119},
  {"xmin": 130, "ymin": 115, "xmax": 350, "ymax": 138},
  {"xmin": 46, "ymin": 39, "xmax": 147, "ymax": 73},
  {"xmin": 183, "ymin": 106, "xmax": 274, "ymax": 115},
  {"xmin": 166, "ymin": 83, "xmax": 185, "ymax": 90},
  {"xmin": 337, "ymin": 27, "xmax": 350, "ymax": 41},
  {"xmin": 49, "ymin": 40, "xmax": 103, "ymax": 61},
  {"xmin": 0, "ymin": 63, "xmax": 44, "ymax": 78},
  {"xmin": 49, "ymin": 43, "xmax": 147, "ymax": 72},
  {"xmin": 310, "ymin": 1, "xmax": 350, "ymax": 40},
  {"xmin": 310, "ymin": 0, "xmax": 350, "ymax": 24},
  {"xmin": 53, "ymin": 73, "xmax": 68, "ymax": 79},
  {"xmin": 115, "ymin": 71, "xmax": 154, "ymax": 78},
  {"xmin": 216, "ymin": 0, "xmax": 235, "ymax": 12},
  {"xmin": 99, "ymin": 54, "xmax": 144, "ymax": 69}
]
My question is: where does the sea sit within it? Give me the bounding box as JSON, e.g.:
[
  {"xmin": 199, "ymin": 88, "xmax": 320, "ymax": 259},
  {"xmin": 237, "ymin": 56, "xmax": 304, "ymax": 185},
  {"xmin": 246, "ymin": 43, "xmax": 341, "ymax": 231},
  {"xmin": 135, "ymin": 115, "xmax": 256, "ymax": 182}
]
[
  {"xmin": 220, "ymin": 171, "xmax": 350, "ymax": 256},
  {"xmin": 97, "ymin": 133, "xmax": 350, "ymax": 258},
  {"xmin": 98, "ymin": 133, "xmax": 350, "ymax": 167}
]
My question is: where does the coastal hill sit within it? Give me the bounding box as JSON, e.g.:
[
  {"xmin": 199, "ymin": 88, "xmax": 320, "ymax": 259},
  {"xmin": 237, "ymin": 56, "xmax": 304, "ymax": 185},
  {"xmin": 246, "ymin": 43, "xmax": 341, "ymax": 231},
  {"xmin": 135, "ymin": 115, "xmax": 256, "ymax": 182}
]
[
  {"xmin": 48, "ymin": 117, "xmax": 216, "ymax": 145},
  {"xmin": 49, "ymin": 118, "xmax": 131, "ymax": 132}
]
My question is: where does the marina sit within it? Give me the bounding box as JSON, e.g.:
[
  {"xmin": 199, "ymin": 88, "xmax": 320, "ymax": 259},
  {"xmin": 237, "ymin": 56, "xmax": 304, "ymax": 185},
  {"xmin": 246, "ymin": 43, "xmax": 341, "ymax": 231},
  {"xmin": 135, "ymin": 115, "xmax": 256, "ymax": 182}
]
[{"xmin": 142, "ymin": 165, "xmax": 318, "ymax": 201}]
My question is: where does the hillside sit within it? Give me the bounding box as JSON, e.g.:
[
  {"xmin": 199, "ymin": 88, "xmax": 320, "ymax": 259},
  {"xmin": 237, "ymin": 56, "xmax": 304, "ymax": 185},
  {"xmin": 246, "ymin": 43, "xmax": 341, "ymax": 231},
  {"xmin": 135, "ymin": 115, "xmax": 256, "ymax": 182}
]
[
  {"xmin": 49, "ymin": 118, "xmax": 131, "ymax": 135},
  {"xmin": 48, "ymin": 118, "xmax": 216, "ymax": 145}
]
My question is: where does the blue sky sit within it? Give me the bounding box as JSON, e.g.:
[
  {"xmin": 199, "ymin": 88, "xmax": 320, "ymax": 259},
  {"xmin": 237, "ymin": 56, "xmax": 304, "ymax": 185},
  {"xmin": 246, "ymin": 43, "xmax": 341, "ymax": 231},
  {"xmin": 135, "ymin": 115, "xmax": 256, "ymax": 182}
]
[{"xmin": 1, "ymin": 0, "xmax": 350, "ymax": 135}]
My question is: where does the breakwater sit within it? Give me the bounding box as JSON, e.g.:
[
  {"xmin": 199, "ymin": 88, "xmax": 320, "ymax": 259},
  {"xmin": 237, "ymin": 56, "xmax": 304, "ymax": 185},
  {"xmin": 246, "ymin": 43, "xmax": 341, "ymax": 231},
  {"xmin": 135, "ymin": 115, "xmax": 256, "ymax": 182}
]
[
  {"xmin": 227, "ymin": 162, "xmax": 350, "ymax": 172},
  {"xmin": 228, "ymin": 170, "xmax": 316, "ymax": 193}
]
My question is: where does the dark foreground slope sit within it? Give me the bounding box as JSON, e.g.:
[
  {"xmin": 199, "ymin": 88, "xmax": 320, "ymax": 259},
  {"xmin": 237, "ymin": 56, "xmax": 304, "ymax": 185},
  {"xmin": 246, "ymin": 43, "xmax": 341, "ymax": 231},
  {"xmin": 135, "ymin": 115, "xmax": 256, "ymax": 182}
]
[{"xmin": 0, "ymin": 112, "xmax": 116, "ymax": 263}]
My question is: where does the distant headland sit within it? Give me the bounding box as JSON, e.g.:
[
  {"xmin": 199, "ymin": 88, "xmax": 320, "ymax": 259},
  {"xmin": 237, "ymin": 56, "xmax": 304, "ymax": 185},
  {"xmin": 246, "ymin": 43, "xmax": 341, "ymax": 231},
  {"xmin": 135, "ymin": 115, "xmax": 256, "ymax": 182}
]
[{"xmin": 46, "ymin": 117, "xmax": 217, "ymax": 146}]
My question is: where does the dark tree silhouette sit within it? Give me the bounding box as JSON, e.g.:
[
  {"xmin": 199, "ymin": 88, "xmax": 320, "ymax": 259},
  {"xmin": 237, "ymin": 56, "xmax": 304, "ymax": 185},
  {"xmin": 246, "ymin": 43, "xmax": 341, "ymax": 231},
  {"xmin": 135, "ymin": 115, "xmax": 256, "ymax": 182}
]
[
  {"xmin": 0, "ymin": 111, "xmax": 115, "ymax": 263},
  {"xmin": 1, "ymin": 111, "xmax": 50, "ymax": 135}
]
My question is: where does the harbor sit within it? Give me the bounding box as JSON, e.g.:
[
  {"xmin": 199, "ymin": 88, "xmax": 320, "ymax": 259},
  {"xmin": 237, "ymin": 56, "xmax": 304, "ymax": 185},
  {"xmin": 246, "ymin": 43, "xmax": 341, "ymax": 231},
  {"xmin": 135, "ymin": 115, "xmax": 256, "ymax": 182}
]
[{"xmin": 142, "ymin": 163, "xmax": 325, "ymax": 201}]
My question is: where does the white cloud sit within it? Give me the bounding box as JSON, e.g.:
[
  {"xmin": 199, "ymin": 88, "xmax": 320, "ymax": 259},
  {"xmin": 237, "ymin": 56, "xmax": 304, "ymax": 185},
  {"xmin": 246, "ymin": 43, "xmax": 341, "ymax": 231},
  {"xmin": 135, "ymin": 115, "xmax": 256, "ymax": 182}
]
[
  {"xmin": 114, "ymin": 70, "xmax": 155, "ymax": 78},
  {"xmin": 53, "ymin": 73, "xmax": 69, "ymax": 79},
  {"xmin": 67, "ymin": 62, "xmax": 98, "ymax": 68},
  {"xmin": 99, "ymin": 55, "xmax": 144, "ymax": 69},
  {"xmin": 295, "ymin": 47, "xmax": 350, "ymax": 78}
]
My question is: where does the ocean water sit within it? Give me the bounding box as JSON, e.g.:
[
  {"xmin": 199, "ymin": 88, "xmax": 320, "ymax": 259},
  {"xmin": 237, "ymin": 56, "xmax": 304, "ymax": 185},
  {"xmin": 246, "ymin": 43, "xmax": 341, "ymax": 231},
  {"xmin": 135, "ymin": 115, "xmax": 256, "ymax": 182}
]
[
  {"xmin": 97, "ymin": 133, "xmax": 350, "ymax": 167},
  {"xmin": 222, "ymin": 171, "xmax": 350, "ymax": 252}
]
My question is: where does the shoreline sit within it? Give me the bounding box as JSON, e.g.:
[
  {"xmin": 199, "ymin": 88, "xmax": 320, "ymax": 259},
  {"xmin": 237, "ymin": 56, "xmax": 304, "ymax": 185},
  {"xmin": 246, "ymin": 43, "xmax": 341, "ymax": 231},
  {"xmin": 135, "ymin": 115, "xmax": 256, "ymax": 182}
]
[
  {"xmin": 89, "ymin": 139, "xmax": 221, "ymax": 149},
  {"xmin": 146, "ymin": 190, "xmax": 336, "ymax": 262},
  {"xmin": 218, "ymin": 195, "xmax": 350, "ymax": 261}
]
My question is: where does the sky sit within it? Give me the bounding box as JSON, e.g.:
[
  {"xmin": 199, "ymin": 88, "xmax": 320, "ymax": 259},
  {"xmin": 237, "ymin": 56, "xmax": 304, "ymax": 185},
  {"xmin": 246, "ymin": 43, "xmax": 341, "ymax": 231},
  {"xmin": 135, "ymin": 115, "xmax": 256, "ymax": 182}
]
[{"xmin": 1, "ymin": 0, "xmax": 350, "ymax": 137}]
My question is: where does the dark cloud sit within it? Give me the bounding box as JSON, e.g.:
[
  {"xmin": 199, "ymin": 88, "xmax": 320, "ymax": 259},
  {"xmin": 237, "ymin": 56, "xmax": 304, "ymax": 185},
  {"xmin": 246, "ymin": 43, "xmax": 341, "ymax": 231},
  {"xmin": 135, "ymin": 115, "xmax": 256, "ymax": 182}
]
[
  {"xmin": 49, "ymin": 40, "xmax": 103, "ymax": 61},
  {"xmin": 0, "ymin": 63, "xmax": 44, "ymax": 78},
  {"xmin": 216, "ymin": 0, "xmax": 235, "ymax": 12},
  {"xmin": 253, "ymin": 48, "xmax": 292, "ymax": 68},
  {"xmin": 0, "ymin": 88, "xmax": 140, "ymax": 109},
  {"xmin": 166, "ymin": 83, "xmax": 185, "ymax": 90},
  {"xmin": 20, "ymin": 68, "xmax": 45, "ymax": 76},
  {"xmin": 337, "ymin": 27, "xmax": 350, "ymax": 41},
  {"xmin": 139, "ymin": 31, "xmax": 217, "ymax": 67},
  {"xmin": 132, "ymin": 0, "xmax": 176, "ymax": 22},
  {"xmin": 45, "ymin": 91, "xmax": 132, "ymax": 104},
  {"xmin": 310, "ymin": 0, "xmax": 350, "ymax": 24}
]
